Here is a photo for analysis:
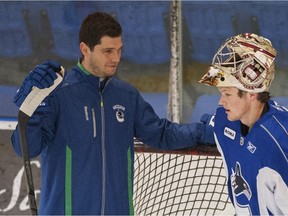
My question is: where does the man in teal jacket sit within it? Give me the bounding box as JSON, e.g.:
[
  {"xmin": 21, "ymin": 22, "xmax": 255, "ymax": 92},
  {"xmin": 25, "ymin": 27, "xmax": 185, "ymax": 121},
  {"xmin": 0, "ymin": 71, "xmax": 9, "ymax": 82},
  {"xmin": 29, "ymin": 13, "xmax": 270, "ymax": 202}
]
[{"xmin": 11, "ymin": 12, "xmax": 214, "ymax": 215}]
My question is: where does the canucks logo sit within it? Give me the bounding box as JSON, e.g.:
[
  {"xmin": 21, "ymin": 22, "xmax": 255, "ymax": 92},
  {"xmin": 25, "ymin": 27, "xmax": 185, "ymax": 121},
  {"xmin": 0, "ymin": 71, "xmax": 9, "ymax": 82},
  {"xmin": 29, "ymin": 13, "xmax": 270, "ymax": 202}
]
[
  {"xmin": 113, "ymin": 104, "xmax": 125, "ymax": 123},
  {"xmin": 231, "ymin": 162, "xmax": 252, "ymax": 215}
]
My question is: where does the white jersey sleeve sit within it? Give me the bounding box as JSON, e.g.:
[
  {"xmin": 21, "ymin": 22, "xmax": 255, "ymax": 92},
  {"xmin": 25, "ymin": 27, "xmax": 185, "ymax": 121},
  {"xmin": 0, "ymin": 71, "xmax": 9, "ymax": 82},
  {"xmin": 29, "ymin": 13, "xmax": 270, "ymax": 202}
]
[{"xmin": 257, "ymin": 167, "xmax": 288, "ymax": 215}]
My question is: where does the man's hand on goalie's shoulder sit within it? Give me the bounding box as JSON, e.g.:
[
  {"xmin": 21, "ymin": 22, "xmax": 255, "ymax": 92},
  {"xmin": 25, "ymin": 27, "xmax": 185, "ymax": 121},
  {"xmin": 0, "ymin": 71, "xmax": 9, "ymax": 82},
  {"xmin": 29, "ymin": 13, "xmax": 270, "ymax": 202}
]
[
  {"xmin": 14, "ymin": 60, "xmax": 64, "ymax": 107},
  {"xmin": 199, "ymin": 113, "xmax": 215, "ymax": 145}
]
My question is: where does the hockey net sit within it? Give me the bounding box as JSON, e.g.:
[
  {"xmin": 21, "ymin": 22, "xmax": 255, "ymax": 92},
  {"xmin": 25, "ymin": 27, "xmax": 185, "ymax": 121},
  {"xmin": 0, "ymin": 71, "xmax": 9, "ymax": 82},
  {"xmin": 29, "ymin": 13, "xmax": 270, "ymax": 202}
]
[{"xmin": 133, "ymin": 141, "xmax": 232, "ymax": 215}]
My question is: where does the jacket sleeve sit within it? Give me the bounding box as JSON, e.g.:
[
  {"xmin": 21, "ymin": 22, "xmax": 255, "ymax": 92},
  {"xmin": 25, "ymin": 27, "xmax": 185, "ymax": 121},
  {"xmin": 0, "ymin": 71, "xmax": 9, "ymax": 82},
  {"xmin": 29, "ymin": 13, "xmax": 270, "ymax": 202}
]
[
  {"xmin": 133, "ymin": 92, "xmax": 204, "ymax": 150},
  {"xmin": 11, "ymin": 95, "xmax": 59, "ymax": 158}
]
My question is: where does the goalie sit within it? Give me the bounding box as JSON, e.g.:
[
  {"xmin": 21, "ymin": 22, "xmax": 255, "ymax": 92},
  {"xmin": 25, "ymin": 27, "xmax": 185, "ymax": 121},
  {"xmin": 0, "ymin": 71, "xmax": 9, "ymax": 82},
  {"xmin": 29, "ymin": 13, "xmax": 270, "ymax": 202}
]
[{"xmin": 199, "ymin": 33, "xmax": 288, "ymax": 215}]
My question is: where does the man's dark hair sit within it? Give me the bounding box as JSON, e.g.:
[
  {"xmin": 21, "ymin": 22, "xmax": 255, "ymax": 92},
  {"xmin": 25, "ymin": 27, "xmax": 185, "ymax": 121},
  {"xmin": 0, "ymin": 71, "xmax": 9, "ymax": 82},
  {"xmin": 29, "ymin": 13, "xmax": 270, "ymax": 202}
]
[
  {"xmin": 79, "ymin": 12, "xmax": 122, "ymax": 51},
  {"xmin": 238, "ymin": 90, "xmax": 271, "ymax": 103}
]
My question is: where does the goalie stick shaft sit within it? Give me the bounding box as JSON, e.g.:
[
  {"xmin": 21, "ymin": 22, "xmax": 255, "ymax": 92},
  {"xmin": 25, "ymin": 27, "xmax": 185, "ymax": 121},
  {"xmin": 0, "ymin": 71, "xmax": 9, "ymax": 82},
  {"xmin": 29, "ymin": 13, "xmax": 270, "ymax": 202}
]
[{"xmin": 18, "ymin": 70, "xmax": 64, "ymax": 215}]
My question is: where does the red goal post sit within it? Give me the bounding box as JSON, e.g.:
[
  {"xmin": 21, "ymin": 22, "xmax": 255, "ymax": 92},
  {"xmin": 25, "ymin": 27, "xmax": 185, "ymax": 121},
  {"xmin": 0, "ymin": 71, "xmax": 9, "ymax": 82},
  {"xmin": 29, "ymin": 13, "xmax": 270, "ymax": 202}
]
[{"xmin": 133, "ymin": 140, "xmax": 233, "ymax": 215}]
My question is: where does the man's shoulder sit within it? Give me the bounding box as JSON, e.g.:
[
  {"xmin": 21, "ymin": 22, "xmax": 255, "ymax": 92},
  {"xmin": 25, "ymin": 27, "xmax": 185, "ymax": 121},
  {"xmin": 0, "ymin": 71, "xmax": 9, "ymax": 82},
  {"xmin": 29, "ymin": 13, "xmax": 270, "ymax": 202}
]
[
  {"xmin": 110, "ymin": 77, "xmax": 139, "ymax": 94},
  {"xmin": 269, "ymin": 100, "xmax": 288, "ymax": 115},
  {"xmin": 260, "ymin": 102, "xmax": 288, "ymax": 133},
  {"xmin": 61, "ymin": 67, "xmax": 82, "ymax": 87}
]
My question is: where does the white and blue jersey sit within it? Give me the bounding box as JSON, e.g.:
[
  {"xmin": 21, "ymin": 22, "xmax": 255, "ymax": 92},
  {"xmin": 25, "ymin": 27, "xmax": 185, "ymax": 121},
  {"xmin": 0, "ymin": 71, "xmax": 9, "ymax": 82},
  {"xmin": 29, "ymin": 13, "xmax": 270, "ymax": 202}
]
[{"xmin": 213, "ymin": 101, "xmax": 288, "ymax": 215}]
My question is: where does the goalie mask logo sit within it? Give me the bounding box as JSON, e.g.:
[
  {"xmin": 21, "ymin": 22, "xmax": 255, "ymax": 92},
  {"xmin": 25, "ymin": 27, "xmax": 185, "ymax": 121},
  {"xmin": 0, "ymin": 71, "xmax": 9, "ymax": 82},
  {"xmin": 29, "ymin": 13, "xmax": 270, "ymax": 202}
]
[{"xmin": 113, "ymin": 104, "xmax": 125, "ymax": 123}]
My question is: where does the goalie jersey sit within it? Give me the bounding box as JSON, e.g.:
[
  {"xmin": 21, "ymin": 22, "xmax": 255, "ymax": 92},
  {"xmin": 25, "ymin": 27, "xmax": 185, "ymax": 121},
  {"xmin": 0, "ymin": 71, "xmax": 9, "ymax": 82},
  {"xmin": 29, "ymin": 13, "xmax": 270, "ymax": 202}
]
[{"xmin": 213, "ymin": 100, "xmax": 288, "ymax": 215}]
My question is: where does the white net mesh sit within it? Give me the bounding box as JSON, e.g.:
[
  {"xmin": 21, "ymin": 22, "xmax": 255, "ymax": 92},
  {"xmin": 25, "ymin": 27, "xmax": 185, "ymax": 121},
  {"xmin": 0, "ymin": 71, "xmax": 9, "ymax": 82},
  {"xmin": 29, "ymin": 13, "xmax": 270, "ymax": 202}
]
[{"xmin": 134, "ymin": 144, "xmax": 232, "ymax": 215}]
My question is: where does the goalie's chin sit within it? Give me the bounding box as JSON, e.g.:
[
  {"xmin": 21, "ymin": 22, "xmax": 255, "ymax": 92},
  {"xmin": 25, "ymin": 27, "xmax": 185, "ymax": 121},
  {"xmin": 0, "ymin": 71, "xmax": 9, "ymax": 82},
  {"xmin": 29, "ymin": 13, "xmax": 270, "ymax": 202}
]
[
  {"xmin": 225, "ymin": 111, "xmax": 237, "ymax": 121},
  {"xmin": 227, "ymin": 115, "xmax": 239, "ymax": 122}
]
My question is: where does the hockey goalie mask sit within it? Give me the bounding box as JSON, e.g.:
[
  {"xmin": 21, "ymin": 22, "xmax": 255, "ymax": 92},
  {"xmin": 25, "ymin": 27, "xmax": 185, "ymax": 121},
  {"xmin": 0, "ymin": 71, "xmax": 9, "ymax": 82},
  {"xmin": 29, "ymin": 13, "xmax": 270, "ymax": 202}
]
[{"xmin": 199, "ymin": 33, "xmax": 277, "ymax": 93}]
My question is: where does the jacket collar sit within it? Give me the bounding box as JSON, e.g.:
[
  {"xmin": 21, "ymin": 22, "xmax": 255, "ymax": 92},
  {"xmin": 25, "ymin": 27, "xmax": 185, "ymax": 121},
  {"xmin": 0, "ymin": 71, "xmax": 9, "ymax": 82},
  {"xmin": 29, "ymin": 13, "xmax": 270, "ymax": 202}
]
[
  {"xmin": 77, "ymin": 61, "xmax": 91, "ymax": 75},
  {"xmin": 76, "ymin": 61, "xmax": 111, "ymax": 92}
]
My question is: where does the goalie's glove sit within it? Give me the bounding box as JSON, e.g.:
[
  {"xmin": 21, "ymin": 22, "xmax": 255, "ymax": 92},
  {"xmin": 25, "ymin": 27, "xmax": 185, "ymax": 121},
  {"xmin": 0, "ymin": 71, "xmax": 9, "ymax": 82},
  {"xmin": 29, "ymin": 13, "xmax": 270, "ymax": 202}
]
[
  {"xmin": 14, "ymin": 60, "xmax": 63, "ymax": 107},
  {"xmin": 199, "ymin": 113, "xmax": 215, "ymax": 145}
]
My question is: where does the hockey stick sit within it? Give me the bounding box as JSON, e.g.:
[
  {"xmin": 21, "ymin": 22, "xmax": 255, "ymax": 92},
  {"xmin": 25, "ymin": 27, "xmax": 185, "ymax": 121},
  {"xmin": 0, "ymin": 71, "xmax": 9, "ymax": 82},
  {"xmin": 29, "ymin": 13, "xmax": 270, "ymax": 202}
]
[{"xmin": 18, "ymin": 67, "xmax": 64, "ymax": 215}]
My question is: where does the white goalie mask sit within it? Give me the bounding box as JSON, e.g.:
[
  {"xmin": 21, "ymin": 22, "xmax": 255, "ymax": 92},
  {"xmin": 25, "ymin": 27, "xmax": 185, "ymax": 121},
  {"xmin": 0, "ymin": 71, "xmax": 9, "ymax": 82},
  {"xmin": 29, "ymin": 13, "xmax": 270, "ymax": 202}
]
[{"xmin": 199, "ymin": 33, "xmax": 277, "ymax": 93}]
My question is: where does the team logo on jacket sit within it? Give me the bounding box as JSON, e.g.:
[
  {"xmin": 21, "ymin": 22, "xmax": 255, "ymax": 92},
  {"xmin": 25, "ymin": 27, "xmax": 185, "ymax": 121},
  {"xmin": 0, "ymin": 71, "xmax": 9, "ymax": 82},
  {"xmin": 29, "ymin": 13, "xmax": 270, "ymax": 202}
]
[
  {"xmin": 224, "ymin": 127, "xmax": 236, "ymax": 140},
  {"xmin": 113, "ymin": 105, "xmax": 125, "ymax": 123}
]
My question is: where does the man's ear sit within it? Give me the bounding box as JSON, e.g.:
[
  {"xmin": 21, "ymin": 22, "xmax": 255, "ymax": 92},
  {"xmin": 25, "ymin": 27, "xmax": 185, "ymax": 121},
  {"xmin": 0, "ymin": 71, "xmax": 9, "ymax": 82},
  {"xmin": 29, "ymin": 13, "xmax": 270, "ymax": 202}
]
[
  {"xmin": 249, "ymin": 93, "xmax": 258, "ymax": 100},
  {"xmin": 80, "ymin": 42, "xmax": 90, "ymax": 56}
]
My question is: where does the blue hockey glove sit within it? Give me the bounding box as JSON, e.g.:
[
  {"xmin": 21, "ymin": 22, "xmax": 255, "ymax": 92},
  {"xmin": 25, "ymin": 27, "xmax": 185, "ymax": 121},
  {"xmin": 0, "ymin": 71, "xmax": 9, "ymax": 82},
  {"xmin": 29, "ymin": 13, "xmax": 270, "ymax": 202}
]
[
  {"xmin": 200, "ymin": 113, "xmax": 215, "ymax": 145},
  {"xmin": 14, "ymin": 60, "xmax": 62, "ymax": 107}
]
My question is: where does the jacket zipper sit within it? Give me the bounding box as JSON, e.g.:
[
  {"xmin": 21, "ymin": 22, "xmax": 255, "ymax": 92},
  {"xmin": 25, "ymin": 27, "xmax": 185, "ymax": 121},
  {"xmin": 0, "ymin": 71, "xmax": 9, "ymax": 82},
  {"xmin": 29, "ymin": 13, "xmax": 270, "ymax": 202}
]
[
  {"xmin": 100, "ymin": 95, "xmax": 106, "ymax": 215},
  {"xmin": 99, "ymin": 78, "xmax": 111, "ymax": 215}
]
